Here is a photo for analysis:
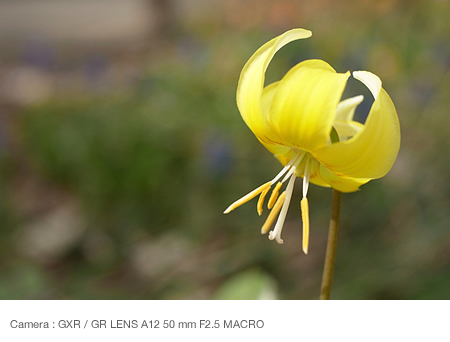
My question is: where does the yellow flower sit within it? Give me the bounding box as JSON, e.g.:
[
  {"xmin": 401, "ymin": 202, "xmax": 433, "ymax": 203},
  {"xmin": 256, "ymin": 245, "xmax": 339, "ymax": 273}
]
[{"xmin": 224, "ymin": 29, "xmax": 400, "ymax": 253}]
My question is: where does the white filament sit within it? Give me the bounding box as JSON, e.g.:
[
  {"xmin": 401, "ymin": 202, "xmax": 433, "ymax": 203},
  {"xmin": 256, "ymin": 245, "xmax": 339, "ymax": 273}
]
[
  {"xmin": 270, "ymin": 153, "xmax": 302, "ymax": 185},
  {"xmin": 281, "ymin": 153, "xmax": 303, "ymax": 183},
  {"xmin": 268, "ymin": 173, "xmax": 297, "ymax": 244},
  {"xmin": 302, "ymin": 158, "xmax": 311, "ymax": 198}
]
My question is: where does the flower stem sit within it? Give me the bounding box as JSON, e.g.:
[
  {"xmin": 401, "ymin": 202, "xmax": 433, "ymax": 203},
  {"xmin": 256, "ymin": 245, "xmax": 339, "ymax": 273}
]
[{"xmin": 320, "ymin": 189, "xmax": 342, "ymax": 300}]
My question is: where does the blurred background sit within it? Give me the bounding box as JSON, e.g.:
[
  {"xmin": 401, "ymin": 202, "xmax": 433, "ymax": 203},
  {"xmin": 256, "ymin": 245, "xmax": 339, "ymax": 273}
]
[{"xmin": 0, "ymin": 0, "xmax": 449, "ymax": 300}]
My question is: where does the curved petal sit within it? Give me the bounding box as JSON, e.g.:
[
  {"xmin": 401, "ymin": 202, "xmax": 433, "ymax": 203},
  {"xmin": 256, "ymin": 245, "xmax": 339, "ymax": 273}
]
[
  {"xmin": 300, "ymin": 159, "xmax": 331, "ymax": 188},
  {"xmin": 314, "ymin": 71, "xmax": 400, "ymax": 179},
  {"xmin": 258, "ymin": 82, "xmax": 292, "ymax": 161},
  {"xmin": 333, "ymin": 120, "xmax": 364, "ymax": 140},
  {"xmin": 294, "ymin": 159, "xmax": 369, "ymax": 191},
  {"xmin": 335, "ymin": 95, "xmax": 364, "ymax": 121},
  {"xmin": 236, "ymin": 29, "xmax": 312, "ymax": 143},
  {"xmin": 269, "ymin": 60, "xmax": 350, "ymax": 151},
  {"xmin": 333, "ymin": 95, "xmax": 364, "ymax": 140},
  {"xmin": 354, "ymin": 71, "xmax": 381, "ymax": 99},
  {"xmin": 261, "ymin": 82, "xmax": 279, "ymax": 117},
  {"xmin": 318, "ymin": 164, "xmax": 370, "ymax": 192},
  {"xmin": 273, "ymin": 148, "xmax": 299, "ymax": 168}
]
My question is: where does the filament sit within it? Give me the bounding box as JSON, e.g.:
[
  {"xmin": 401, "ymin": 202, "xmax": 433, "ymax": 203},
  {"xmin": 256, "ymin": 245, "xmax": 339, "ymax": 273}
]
[
  {"xmin": 268, "ymin": 173, "xmax": 296, "ymax": 244},
  {"xmin": 281, "ymin": 152, "xmax": 304, "ymax": 184},
  {"xmin": 270, "ymin": 153, "xmax": 302, "ymax": 185},
  {"xmin": 302, "ymin": 157, "xmax": 311, "ymax": 198}
]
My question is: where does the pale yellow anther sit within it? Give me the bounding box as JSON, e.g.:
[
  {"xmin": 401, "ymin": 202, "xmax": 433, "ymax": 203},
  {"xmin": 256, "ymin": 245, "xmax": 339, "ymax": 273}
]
[
  {"xmin": 257, "ymin": 186, "xmax": 271, "ymax": 216},
  {"xmin": 224, "ymin": 181, "xmax": 272, "ymax": 214},
  {"xmin": 261, "ymin": 191, "xmax": 286, "ymax": 235},
  {"xmin": 268, "ymin": 182, "xmax": 282, "ymax": 209},
  {"xmin": 301, "ymin": 197, "xmax": 310, "ymax": 254}
]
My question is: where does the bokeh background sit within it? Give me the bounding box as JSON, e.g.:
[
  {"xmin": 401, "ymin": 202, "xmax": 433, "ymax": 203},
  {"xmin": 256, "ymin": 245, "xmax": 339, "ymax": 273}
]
[{"xmin": 0, "ymin": 0, "xmax": 449, "ymax": 300}]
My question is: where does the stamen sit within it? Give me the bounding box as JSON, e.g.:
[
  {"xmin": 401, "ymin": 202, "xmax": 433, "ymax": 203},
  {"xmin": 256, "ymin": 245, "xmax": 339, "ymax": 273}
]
[
  {"xmin": 268, "ymin": 173, "xmax": 296, "ymax": 244},
  {"xmin": 270, "ymin": 153, "xmax": 302, "ymax": 185},
  {"xmin": 281, "ymin": 152, "xmax": 304, "ymax": 184},
  {"xmin": 257, "ymin": 186, "xmax": 271, "ymax": 216},
  {"xmin": 301, "ymin": 197, "xmax": 310, "ymax": 254},
  {"xmin": 261, "ymin": 191, "xmax": 286, "ymax": 235},
  {"xmin": 301, "ymin": 158, "xmax": 311, "ymax": 254},
  {"xmin": 224, "ymin": 181, "xmax": 271, "ymax": 214},
  {"xmin": 302, "ymin": 157, "xmax": 311, "ymax": 197},
  {"xmin": 267, "ymin": 182, "xmax": 282, "ymax": 209}
]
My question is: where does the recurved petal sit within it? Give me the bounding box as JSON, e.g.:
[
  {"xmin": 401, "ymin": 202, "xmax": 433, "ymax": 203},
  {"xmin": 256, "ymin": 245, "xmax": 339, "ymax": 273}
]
[
  {"xmin": 314, "ymin": 71, "xmax": 400, "ymax": 179},
  {"xmin": 333, "ymin": 120, "xmax": 364, "ymax": 140},
  {"xmin": 335, "ymin": 95, "xmax": 364, "ymax": 121},
  {"xmin": 236, "ymin": 29, "xmax": 312, "ymax": 140},
  {"xmin": 269, "ymin": 60, "xmax": 350, "ymax": 151},
  {"xmin": 261, "ymin": 82, "xmax": 279, "ymax": 117},
  {"xmin": 257, "ymin": 81, "xmax": 292, "ymax": 162}
]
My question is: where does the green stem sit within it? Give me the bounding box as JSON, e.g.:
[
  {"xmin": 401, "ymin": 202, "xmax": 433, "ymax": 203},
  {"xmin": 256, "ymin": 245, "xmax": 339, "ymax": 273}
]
[{"xmin": 320, "ymin": 189, "xmax": 342, "ymax": 300}]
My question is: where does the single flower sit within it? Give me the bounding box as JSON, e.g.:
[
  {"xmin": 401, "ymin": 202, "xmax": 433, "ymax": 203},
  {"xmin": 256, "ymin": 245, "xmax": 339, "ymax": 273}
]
[{"xmin": 224, "ymin": 29, "xmax": 400, "ymax": 254}]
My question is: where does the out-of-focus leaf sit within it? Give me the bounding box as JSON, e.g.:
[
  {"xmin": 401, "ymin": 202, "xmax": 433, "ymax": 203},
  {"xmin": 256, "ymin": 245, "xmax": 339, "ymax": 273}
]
[{"xmin": 213, "ymin": 269, "xmax": 277, "ymax": 300}]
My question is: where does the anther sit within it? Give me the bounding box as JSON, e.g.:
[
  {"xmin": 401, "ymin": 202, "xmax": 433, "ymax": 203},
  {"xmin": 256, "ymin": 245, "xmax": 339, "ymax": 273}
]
[
  {"xmin": 224, "ymin": 181, "xmax": 271, "ymax": 214},
  {"xmin": 267, "ymin": 182, "xmax": 282, "ymax": 209},
  {"xmin": 301, "ymin": 197, "xmax": 310, "ymax": 254},
  {"xmin": 257, "ymin": 186, "xmax": 271, "ymax": 216},
  {"xmin": 269, "ymin": 173, "xmax": 297, "ymax": 244},
  {"xmin": 261, "ymin": 192, "xmax": 286, "ymax": 235}
]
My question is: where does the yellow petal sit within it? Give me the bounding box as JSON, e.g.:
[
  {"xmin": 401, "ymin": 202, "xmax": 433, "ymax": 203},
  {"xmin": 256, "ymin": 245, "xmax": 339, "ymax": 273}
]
[
  {"xmin": 236, "ymin": 29, "xmax": 312, "ymax": 146},
  {"xmin": 257, "ymin": 81, "xmax": 291, "ymax": 158},
  {"xmin": 308, "ymin": 159, "xmax": 331, "ymax": 188},
  {"xmin": 314, "ymin": 71, "xmax": 400, "ymax": 179},
  {"xmin": 354, "ymin": 70, "xmax": 381, "ymax": 99},
  {"xmin": 318, "ymin": 164, "xmax": 370, "ymax": 192},
  {"xmin": 333, "ymin": 95, "xmax": 365, "ymax": 139},
  {"xmin": 269, "ymin": 60, "xmax": 350, "ymax": 151},
  {"xmin": 333, "ymin": 120, "xmax": 364, "ymax": 140},
  {"xmin": 259, "ymin": 81, "xmax": 296, "ymax": 167},
  {"xmin": 335, "ymin": 95, "xmax": 364, "ymax": 121},
  {"xmin": 261, "ymin": 82, "xmax": 279, "ymax": 117},
  {"xmin": 298, "ymin": 158, "xmax": 368, "ymax": 192}
]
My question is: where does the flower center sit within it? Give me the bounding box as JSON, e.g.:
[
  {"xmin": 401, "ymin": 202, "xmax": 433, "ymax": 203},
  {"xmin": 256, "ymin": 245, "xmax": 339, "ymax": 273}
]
[{"xmin": 223, "ymin": 151, "xmax": 312, "ymax": 253}]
